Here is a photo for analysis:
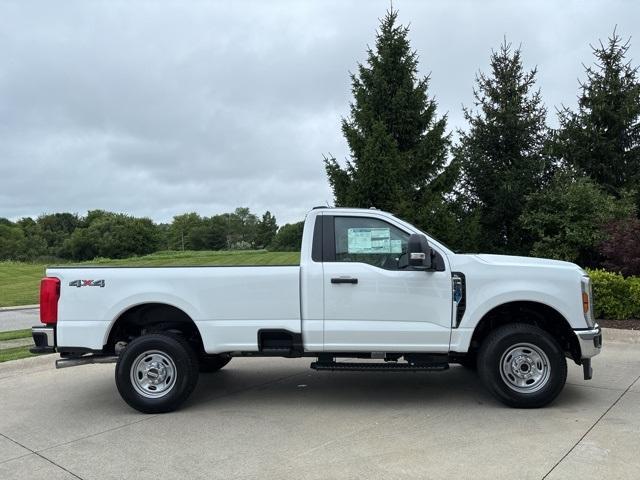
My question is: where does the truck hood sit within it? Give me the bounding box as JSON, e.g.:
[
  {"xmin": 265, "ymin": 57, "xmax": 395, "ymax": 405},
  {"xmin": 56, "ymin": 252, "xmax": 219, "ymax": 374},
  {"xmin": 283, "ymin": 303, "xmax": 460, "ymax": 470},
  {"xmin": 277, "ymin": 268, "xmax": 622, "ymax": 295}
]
[{"xmin": 455, "ymin": 253, "xmax": 585, "ymax": 274}]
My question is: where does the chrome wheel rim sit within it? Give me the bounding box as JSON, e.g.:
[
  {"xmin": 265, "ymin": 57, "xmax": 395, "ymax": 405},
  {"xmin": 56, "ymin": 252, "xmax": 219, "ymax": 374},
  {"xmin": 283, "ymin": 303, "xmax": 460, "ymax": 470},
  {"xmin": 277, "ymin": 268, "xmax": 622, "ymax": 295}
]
[
  {"xmin": 499, "ymin": 343, "xmax": 550, "ymax": 393},
  {"xmin": 130, "ymin": 350, "xmax": 177, "ymax": 399}
]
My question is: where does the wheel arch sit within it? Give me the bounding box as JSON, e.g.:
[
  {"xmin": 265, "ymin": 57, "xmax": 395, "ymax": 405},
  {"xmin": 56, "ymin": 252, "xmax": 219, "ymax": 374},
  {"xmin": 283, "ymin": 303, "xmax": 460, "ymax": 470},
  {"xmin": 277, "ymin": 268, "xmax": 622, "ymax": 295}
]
[
  {"xmin": 104, "ymin": 302, "xmax": 205, "ymax": 355},
  {"xmin": 467, "ymin": 301, "xmax": 581, "ymax": 364}
]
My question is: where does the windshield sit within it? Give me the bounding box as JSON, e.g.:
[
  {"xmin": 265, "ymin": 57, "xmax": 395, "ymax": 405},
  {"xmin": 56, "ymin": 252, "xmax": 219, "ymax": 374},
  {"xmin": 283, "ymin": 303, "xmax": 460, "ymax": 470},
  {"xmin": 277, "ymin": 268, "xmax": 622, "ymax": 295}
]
[{"xmin": 394, "ymin": 215, "xmax": 455, "ymax": 253}]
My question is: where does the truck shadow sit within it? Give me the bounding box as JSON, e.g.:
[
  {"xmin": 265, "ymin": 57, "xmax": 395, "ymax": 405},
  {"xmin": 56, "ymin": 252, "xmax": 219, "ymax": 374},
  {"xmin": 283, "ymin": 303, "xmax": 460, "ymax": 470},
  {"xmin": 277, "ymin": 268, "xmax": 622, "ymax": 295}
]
[
  {"xmin": 185, "ymin": 363, "xmax": 596, "ymax": 412},
  {"xmin": 188, "ymin": 364, "xmax": 499, "ymax": 410}
]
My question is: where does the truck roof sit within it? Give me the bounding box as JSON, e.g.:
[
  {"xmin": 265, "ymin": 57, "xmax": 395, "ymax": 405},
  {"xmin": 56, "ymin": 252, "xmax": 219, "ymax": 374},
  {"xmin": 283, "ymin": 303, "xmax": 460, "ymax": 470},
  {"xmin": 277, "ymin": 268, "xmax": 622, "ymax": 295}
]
[{"xmin": 310, "ymin": 206, "xmax": 388, "ymax": 213}]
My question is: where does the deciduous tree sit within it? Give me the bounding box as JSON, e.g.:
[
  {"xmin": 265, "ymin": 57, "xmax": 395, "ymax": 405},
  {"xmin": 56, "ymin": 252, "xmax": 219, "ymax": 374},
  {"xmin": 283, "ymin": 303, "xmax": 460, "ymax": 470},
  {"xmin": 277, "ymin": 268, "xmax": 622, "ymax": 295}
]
[{"xmin": 520, "ymin": 171, "xmax": 633, "ymax": 266}]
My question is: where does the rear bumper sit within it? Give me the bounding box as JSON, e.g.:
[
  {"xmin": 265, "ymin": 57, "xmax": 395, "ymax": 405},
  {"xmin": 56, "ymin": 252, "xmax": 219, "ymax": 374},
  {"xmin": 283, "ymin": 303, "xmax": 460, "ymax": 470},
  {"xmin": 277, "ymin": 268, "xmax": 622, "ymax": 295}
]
[
  {"xmin": 30, "ymin": 325, "xmax": 55, "ymax": 354},
  {"xmin": 575, "ymin": 324, "xmax": 602, "ymax": 359}
]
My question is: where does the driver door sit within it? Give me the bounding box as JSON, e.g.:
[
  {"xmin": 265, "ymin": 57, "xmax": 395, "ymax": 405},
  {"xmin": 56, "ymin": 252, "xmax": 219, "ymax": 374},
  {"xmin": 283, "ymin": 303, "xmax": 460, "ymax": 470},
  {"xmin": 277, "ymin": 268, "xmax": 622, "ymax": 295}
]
[{"xmin": 322, "ymin": 214, "xmax": 452, "ymax": 352}]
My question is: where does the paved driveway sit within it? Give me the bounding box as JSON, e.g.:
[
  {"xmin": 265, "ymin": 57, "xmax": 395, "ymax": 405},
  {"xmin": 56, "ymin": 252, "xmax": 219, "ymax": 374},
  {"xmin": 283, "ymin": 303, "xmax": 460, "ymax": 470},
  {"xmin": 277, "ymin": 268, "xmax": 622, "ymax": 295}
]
[
  {"xmin": 0, "ymin": 330, "xmax": 638, "ymax": 480},
  {"xmin": 0, "ymin": 307, "xmax": 39, "ymax": 332}
]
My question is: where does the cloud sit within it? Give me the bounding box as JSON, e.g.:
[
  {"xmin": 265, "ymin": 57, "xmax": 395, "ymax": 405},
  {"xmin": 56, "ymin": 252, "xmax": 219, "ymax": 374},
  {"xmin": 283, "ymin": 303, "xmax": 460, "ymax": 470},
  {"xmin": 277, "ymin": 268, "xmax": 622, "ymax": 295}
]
[{"xmin": 1, "ymin": 0, "xmax": 638, "ymax": 224}]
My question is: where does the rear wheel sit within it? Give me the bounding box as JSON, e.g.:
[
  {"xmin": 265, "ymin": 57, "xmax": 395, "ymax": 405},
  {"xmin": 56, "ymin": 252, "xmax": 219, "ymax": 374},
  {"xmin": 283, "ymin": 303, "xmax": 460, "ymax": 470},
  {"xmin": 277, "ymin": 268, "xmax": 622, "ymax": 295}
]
[
  {"xmin": 115, "ymin": 333, "xmax": 199, "ymax": 413},
  {"xmin": 478, "ymin": 324, "xmax": 567, "ymax": 408}
]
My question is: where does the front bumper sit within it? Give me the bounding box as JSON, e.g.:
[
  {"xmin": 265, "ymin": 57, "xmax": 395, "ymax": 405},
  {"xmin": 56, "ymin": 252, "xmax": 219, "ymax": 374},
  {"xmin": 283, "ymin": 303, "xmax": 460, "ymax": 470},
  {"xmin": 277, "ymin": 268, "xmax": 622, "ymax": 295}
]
[
  {"xmin": 31, "ymin": 325, "xmax": 56, "ymax": 354},
  {"xmin": 575, "ymin": 324, "xmax": 603, "ymax": 359},
  {"xmin": 574, "ymin": 324, "xmax": 602, "ymax": 381}
]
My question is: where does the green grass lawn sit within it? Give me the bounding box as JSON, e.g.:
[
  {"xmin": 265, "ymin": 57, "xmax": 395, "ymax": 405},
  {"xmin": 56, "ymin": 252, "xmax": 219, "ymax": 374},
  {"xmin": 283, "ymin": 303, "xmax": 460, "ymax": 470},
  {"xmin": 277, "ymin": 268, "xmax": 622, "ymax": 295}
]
[
  {"xmin": 0, "ymin": 329, "xmax": 34, "ymax": 363},
  {"xmin": 0, "ymin": 345, "xmax": 37, "ymax": 362},
  {"xmin": 0, "ymin": 329, "xmax": 31, "ymax": 341},
  {"xmin": 0, "ymin": 262, "xmax": 48, "ymax": 307},
  {"xmin": 0, "ymin": 250, "xmax": 300, "ymax": 307}
]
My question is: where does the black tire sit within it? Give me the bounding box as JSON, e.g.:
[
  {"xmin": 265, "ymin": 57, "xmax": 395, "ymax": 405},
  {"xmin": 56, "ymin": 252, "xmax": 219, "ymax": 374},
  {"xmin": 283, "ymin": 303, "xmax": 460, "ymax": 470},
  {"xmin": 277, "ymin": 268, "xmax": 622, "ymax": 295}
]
[
  {"xmin": 199, "ymin": 354, "xmax": 232, "ymax": 373},
  {"xmin": 477, "ymin": 323, "xmax": 567, "ymax": 408},
  {"xmin": 115, "ymin": 333, "xmax": 199, "ymax": 413}
]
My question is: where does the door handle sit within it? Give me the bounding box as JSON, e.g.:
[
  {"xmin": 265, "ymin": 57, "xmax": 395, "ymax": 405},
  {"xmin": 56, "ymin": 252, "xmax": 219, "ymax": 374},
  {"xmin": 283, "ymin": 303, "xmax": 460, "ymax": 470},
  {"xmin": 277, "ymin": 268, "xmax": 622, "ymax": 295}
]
[{"xmin": 331, "ymin": 277, "xmax": 358, "ymax": 284}]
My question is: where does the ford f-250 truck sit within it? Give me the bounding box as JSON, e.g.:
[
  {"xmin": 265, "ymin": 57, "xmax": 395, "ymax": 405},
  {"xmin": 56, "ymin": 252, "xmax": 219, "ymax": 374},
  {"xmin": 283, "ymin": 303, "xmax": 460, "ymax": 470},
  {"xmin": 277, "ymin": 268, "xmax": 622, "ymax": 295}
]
[{"xmin": 31, "ymin": 207, "xmax": 602, "ymax": 413}]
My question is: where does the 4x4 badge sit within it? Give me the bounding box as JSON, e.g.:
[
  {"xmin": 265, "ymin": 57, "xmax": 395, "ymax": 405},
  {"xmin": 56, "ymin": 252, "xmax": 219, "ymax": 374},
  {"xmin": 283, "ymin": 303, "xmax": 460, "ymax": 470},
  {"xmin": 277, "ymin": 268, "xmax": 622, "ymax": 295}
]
[{"xmin": 69, "ymin": 280, "xmax": 105, "ymax": 288}]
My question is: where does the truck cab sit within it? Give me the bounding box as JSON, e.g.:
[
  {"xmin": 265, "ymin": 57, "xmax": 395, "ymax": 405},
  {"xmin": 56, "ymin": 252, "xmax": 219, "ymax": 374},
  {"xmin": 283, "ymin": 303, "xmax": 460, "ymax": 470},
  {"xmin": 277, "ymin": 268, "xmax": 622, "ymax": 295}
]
[{"xmin": 32, "ymin": 207, "xmax": 603, "ymax": 413}]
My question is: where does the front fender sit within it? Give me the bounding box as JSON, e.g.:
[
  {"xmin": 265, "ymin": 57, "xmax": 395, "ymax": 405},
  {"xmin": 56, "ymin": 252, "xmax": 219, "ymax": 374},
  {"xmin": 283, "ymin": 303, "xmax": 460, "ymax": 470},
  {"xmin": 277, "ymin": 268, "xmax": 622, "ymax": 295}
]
[
  {"xmin": 449, "ymin": 273, "xmax": 583, "ymax": 354},
  {"xmin": 461, "ymin": 290, "xmax": 576, "ymax": 332}
]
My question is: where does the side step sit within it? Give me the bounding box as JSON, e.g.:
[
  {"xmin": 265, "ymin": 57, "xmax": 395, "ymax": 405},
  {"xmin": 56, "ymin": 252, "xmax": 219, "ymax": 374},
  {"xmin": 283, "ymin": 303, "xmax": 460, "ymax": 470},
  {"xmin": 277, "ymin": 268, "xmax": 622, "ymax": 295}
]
[
  {"xmin": 261, "ymin": 347, "xmax": 294, "ymax": 356},
  {"xmin": 56, "ymin": 355, "xmax": 118, "ymax": 369},
  {"xmin": 310, "ymin": 362, "xmax": 449, "ymax": 372}
]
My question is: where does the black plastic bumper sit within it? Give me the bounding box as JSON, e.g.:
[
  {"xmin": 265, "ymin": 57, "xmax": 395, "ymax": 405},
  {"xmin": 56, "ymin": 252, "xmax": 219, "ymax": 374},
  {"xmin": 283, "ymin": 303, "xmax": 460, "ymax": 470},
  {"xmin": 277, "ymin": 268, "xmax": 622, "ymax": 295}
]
[{"xmin": 30, "ymin": 325, "xmax": 55, "ymax": 354}]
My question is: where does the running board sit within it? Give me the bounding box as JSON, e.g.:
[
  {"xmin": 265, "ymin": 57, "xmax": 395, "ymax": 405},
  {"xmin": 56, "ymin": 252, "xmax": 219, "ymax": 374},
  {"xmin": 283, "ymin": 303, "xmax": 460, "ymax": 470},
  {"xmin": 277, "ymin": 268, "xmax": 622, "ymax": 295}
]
[
  {"xmin": 261, "ymin": 347, "xmax": 292, "ymax": 354},
  {"xmin": 310, "ymin": 362, "xmax": 449, "ymax": 372},
  {"xmin": 55, "ymin": 355, "xmax": 118, "ymax": 369}
]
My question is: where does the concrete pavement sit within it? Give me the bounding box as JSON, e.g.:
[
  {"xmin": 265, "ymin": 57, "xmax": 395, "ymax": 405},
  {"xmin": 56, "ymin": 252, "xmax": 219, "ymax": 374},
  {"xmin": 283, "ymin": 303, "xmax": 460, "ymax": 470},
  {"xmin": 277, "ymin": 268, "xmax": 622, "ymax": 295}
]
[
  {"xmin": 0, "ymin": 307, "xmax": 38, "ymax": 332},
  {"xmin": 0, "ymin": 329, "xmax": 638, "ymax": 480}
]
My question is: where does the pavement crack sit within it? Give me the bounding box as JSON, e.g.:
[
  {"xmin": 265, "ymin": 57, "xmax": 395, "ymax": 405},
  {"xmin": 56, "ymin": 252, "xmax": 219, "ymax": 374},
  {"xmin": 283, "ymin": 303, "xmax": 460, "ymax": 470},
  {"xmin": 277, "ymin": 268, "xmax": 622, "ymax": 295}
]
[
  {"xmin": 0, "ymin": 432, "xmax": 85, "ymax": 479},
  {"xmin": 37, "ymin": 415, "xmax": 158, "ymax": 454},
  {"xmin": 28, "ymin": 370, "xmax": 309, "ymax": 455},
  {"xmin": 541, "ymin": 372, "xmax": 640, "ymax": 479},
  {"xmin": 565, "ymin": 381, "xmax": 624, "ymax": 392}
]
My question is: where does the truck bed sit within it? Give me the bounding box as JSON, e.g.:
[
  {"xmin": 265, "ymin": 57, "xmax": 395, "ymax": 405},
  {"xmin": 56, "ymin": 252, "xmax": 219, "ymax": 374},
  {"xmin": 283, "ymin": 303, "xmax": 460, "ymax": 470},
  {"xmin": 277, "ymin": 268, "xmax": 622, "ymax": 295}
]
[{"xmin": 49, "ymin": 265, "xmax": 301, "ymax": 353}]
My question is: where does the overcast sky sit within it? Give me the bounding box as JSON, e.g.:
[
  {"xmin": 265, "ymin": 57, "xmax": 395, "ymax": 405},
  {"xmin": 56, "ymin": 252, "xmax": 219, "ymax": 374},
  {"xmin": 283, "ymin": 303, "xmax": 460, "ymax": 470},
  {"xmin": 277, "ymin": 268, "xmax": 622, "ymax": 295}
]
[{"xmin": 1, "ymin": 0, "xmax": 638, "ymax": 225}]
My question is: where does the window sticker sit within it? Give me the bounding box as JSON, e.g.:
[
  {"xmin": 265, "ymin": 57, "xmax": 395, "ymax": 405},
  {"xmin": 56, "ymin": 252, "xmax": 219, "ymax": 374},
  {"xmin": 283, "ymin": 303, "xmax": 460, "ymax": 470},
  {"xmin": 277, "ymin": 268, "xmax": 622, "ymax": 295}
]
[
  {"xmin": 348, "ymin": 228, "xmax": 391, "ymax": 253},
  {"xmin": 390, "ymin": 239, "xmax": 403, "ymax": 254}
]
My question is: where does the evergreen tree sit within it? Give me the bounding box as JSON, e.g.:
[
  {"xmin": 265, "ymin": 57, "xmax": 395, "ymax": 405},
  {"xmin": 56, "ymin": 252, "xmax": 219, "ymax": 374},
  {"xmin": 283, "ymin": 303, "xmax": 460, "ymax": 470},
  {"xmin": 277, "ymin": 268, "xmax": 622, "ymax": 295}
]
[
  {"xmin": 455, "ymin": 40, "xmax": 550, "ymax": 254},
  {"xmin": 554, "ymin": 31, "xmax": 640, "ymax": 206},
  {"xmin": 324, "ymin": 9, "xmax": 452, "ymax": 229},
  {"xmin": 255, "ymin": 211, "xmax": 278, "ymax": 249}
]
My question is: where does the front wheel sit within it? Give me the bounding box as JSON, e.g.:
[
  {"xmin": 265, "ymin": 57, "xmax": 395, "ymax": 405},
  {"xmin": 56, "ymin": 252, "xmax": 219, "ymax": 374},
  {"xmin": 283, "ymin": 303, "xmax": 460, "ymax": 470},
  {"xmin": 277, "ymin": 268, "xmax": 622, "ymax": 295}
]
[
  {"xmin": 199, "ymin": 354, "xmax": 231, "ymax": 373},
  {"xmin": 478, "ymin": 324, "xmax": 567, "ymax": 408},
  {"xmin": 457, "ymin": 354, "xmax": 477, "ymax": 370},
  {"xmin": 115, "ymin": 333, "xmax": 199, "ymax": 413}
]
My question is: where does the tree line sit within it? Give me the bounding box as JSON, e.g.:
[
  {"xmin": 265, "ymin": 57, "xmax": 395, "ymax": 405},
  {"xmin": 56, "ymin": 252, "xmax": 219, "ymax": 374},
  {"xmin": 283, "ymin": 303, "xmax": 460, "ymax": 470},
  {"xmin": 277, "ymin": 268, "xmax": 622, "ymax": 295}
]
[
  {"xmin": 0, "ymin": 208, "xmax": 304, "ymax": 262},
  {"xmin": 325, "ymin": 10, "xmax": 640, "ymax": 276}
]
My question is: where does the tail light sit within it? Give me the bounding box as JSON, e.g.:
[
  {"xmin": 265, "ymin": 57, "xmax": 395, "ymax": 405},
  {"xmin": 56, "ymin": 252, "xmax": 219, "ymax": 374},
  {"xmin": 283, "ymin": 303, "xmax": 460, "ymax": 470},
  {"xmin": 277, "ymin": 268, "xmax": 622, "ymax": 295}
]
[{"xmin": 40, "ymin": 277, "xmax": 60, "ymax": 325}]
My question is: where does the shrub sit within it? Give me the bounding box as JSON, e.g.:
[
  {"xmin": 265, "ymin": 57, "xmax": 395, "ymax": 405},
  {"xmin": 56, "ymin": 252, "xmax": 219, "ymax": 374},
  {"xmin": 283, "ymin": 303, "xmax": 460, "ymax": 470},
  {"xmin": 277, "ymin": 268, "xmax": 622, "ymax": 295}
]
[
  {"xmin": 587, "ymin": 269, "xmax": 640, "ymax": 320},
  {"xmin": 629, "ymin": 277, "xmax": 640, "ymax": 319}
]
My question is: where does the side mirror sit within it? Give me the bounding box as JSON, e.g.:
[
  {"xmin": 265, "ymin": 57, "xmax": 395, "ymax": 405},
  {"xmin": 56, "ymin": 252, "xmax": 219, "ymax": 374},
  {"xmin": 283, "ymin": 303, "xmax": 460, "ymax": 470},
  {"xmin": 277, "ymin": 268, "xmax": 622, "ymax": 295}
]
[{"xmin": 407, "ymin": 234, "xmax": 432, "ymax": 270}]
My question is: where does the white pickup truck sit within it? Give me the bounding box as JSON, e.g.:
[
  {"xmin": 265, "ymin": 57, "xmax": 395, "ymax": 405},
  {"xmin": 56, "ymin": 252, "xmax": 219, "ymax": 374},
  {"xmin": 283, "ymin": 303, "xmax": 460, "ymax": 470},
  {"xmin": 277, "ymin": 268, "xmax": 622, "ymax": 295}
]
[{"xmin": 31, "ymin": 207, "xmax": 602, "ymax": 413}]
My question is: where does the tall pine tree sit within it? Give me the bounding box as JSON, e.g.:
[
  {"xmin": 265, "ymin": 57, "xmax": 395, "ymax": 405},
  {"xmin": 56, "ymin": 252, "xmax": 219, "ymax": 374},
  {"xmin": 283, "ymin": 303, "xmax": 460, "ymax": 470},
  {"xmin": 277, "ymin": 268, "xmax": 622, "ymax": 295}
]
[
  {"xmin": 555, "ymin": 31, "xmax": 640, "ymax": 206},
  {"xmin": 324, "ymin": 9, "xmax": 452, "ymax": 229},
  {"xmin": 255, "ymin": 211, "xmax": 278, "ymax": 249},
  {"xmin": 455, "ymin": 40, "xmax": 550, "ymax": 255}
]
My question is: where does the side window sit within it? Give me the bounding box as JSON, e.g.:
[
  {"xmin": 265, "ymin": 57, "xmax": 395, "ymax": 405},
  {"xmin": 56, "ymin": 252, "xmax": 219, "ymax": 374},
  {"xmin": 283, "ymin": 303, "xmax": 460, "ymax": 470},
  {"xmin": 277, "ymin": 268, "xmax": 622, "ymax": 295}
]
[{"xmin": 334, "ymin": 216, "xmax": 410, "ymax": 270}]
